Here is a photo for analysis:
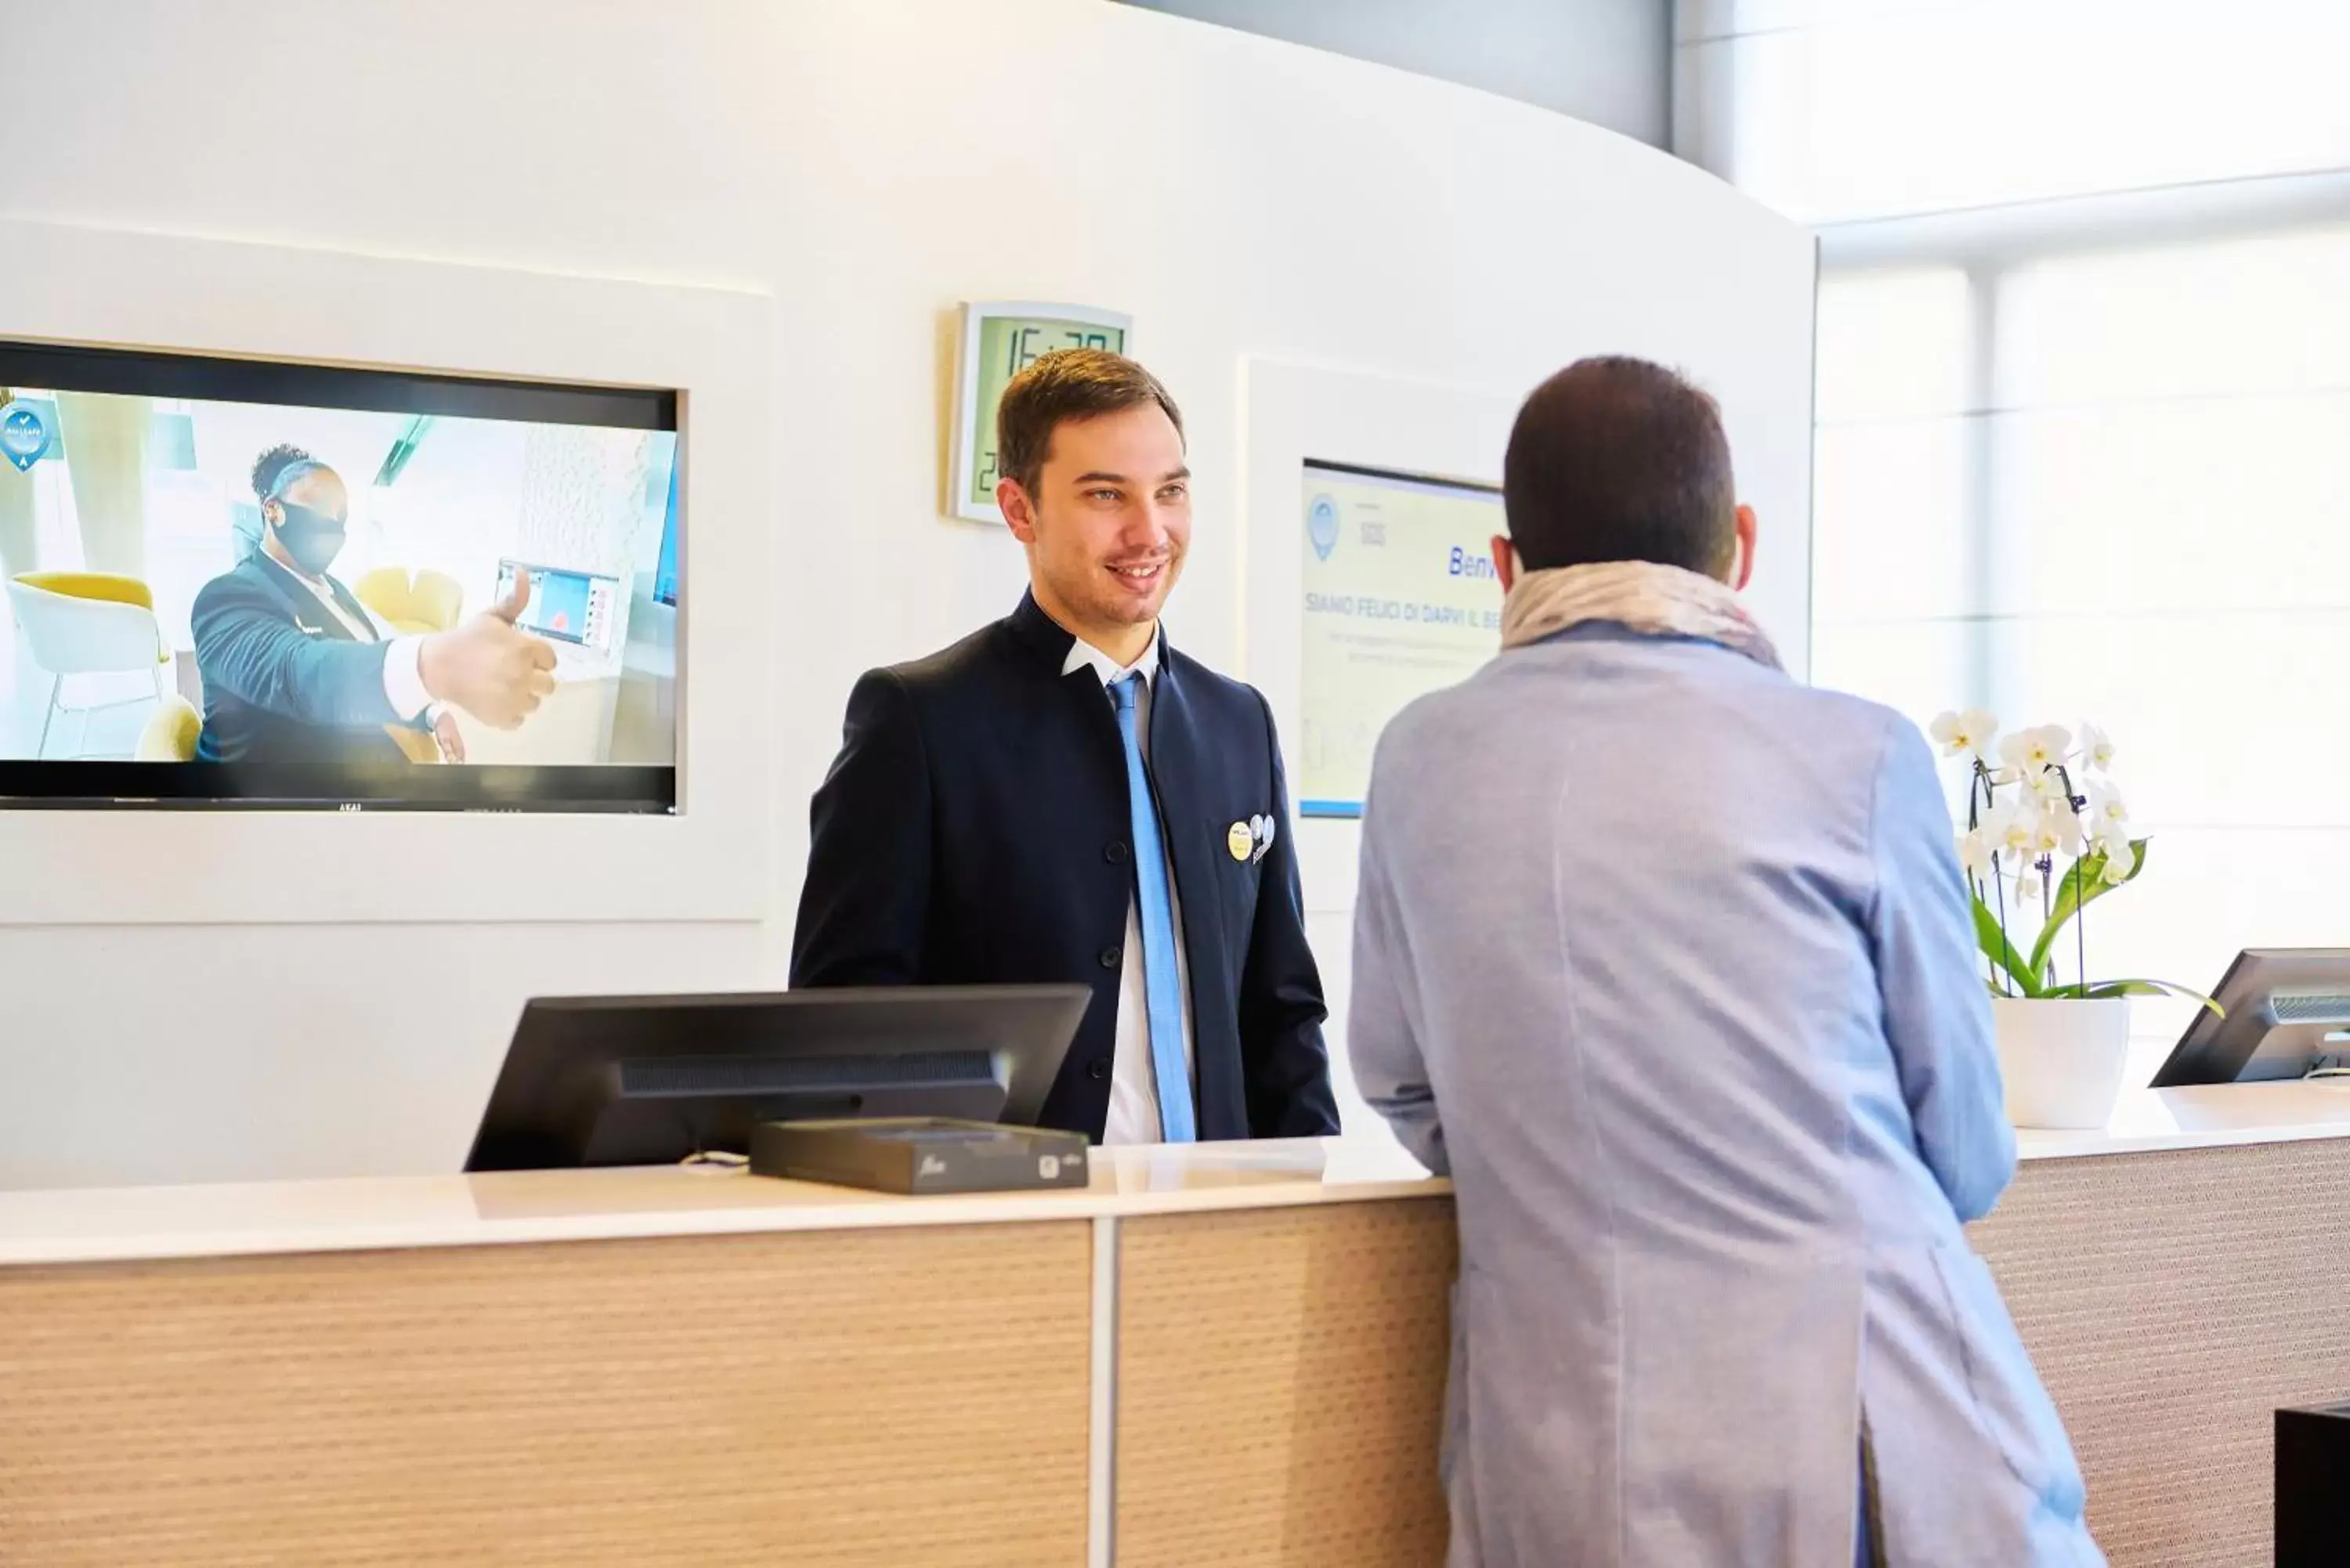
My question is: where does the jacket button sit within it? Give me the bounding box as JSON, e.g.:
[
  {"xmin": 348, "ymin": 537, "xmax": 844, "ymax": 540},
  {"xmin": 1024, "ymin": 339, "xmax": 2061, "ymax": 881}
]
[
  {"xmin": 1104, "ymin": 841, "xmax": 1130, "ymax": 865},
  {"xmin": 1086, "ymin": 1057, "xmax": 1112, "ymax": 1081},
  {"xmin": 1098, "ymin": 946, "xmax": 1122, "ymax": 970}
]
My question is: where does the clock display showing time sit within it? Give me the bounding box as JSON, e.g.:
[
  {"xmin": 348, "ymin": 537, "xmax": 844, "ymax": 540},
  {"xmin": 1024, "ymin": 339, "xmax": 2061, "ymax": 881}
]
[{"xmin": 951, "ymin": 302, "xmax": 1132, "ymax": 523}]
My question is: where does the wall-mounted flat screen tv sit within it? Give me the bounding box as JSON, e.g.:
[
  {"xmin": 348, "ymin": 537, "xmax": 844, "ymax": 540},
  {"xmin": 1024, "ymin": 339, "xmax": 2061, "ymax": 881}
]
[{"xmin": 0, "ymin": 341, "xmax": 679, "ymax": 811}]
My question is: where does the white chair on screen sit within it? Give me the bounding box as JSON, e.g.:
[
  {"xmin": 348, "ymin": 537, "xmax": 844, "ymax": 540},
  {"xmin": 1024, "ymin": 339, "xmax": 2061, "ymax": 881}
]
[{"xmin": 5, "ymin": 572, "xmax": 172, "ymax": 760}]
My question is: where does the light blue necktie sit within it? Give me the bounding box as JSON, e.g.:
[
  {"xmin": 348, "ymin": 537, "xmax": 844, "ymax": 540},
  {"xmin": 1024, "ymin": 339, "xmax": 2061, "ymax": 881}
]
[{"xmin": 1108, "ymin": 673, "xmax": 1197, "ymax": 1143}]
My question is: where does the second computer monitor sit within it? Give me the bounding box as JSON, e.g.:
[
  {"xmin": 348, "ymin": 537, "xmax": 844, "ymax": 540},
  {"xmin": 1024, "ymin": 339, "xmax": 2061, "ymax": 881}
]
[
  {"xmin": 497, "ymin": 557, "xmax": 620, "ymax": 656},
  {"xmin": 2150, "ymin": 948, "xmax": 2350, "ymax": 1086}
]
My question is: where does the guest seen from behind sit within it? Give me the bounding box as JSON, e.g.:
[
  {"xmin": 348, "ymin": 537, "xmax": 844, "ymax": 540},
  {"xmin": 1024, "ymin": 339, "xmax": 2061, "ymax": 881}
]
[{"xmin": 1350, "ymin": 356, "xmax": 2102, "ymax": 1567}]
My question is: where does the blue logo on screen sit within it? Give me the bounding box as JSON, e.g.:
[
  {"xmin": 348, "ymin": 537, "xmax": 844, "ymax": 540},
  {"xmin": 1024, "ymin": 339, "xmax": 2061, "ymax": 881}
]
[
  {"xmin": 0, "ymin": 402, "xmax": 50, "ymax": 472},
  {"xmin": 1307, "ymin": 495, "xmax": 1340, "ymax": 562}
]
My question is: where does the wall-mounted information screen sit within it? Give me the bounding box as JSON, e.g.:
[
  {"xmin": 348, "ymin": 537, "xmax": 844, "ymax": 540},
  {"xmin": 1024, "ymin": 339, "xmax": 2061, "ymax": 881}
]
[{"xmin": 1298, "ymin": 460, "xmax": 1505, "ymax": 818}]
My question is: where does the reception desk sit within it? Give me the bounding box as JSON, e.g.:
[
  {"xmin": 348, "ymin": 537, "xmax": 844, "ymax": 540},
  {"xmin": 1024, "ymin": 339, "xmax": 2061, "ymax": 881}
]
[
  {"xmin": 1981, "ymin": 1081, "xmax": 2350, "ymax": 1568},
  {"xmin": 0, "ymin": 1140, "xmax": 1453, "ymax": 1567},
  {"xmin": 4, "ymin": 1084, "xmax": 2348, "ymax": 1566}
]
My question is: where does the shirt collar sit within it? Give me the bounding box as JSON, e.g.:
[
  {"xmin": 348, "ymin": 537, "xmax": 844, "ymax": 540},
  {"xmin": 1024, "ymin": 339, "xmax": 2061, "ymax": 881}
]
[{"xmin": 1062, "ymin": 627, "xmax": 1162, "ymax": 688}]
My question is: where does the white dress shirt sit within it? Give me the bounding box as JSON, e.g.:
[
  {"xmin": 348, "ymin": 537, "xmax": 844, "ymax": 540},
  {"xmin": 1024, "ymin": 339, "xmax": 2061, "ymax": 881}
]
[
  {"xmin": 280, "ymin": 563, "xmax": 435, "ymax": 722},
  {"xmin": 1063, "ymin": 630, "xmax": 1198, "ymax": 1145}
]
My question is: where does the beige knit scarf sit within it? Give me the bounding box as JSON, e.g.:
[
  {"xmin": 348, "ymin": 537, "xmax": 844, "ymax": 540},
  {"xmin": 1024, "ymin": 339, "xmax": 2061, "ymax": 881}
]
[{"xmin": 1498, "ymin": 559, "xmax": 1781, "ymax": 671}]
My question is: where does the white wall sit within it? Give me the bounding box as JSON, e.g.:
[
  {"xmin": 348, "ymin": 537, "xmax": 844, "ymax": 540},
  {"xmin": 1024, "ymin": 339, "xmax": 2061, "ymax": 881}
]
[
  {"xmin": 1121, "ymin": 0, "xmax": 1673, "ymax": 144},
  {"xmin": 0, "ymin": 0, "xmax": 1810, "ymax": 1188}
]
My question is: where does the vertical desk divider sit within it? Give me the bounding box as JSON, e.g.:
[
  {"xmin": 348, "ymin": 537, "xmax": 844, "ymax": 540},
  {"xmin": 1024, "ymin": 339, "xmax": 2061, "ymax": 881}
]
[{"xmin": 1089, "ymin": 1213, "xmax": 1121, "ymax": 1568}]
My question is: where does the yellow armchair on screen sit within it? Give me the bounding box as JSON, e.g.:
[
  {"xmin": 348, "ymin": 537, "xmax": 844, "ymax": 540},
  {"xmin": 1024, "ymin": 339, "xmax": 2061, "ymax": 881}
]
[
  {"xmin": 352, "ymin": 567, "xmax": 464, "ymax": 634},
  {"xmin": 135, "ymin": 695, "xmax": 202, "ymax": 761}
]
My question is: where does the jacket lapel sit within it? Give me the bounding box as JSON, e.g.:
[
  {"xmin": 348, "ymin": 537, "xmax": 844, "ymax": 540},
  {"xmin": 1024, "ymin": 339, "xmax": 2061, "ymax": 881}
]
[
  {"xmin": 253, "ymin": 556, "xmax": 363, "ymax": 642},
  {"xmin": 324, "ymin": 578, "xmax": 382, "ymax": 642},
  {"xmin": 1003, "ymin": 591, "xmax": 1130, "ymax": 794}
]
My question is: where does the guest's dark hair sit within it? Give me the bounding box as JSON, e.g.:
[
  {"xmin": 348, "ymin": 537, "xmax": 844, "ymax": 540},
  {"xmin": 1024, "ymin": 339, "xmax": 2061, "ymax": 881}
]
[{"xmin": 1502, "ymin": 357, "xmax": 1737, "ymax": 576}]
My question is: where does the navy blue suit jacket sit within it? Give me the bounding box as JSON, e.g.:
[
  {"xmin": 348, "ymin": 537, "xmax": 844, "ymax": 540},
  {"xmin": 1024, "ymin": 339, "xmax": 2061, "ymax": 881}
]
[
  {"xmin": 791, "ymin": 593, "xmax": 1339, "ymax": 1143},
  {"xmin": 191, "ymin": 555, "xmax": 419, "ymax": 765}
]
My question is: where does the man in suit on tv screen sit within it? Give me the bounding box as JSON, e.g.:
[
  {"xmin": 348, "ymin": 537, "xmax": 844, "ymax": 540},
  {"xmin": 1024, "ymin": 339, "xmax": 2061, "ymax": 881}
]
[{"xmin": 192, "ymin": 445, "xmax": 555, "ymax": 767}]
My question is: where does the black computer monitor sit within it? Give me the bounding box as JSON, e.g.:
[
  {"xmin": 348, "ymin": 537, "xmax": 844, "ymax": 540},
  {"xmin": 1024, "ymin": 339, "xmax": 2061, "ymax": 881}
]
[
  {"xmin": 2150, "ymin": 948, "xmax": 2350, "ymax": 1086},
  {"xmin": 465, "ymin": 985, "xmax": 1090, "ymax": 1171}
]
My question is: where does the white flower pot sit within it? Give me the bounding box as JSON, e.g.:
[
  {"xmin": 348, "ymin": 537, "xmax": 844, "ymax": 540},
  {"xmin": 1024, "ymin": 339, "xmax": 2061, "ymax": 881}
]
[{"xmin": 1991, "ymin": 997, "xmax": 2131, "ymax": 1130}]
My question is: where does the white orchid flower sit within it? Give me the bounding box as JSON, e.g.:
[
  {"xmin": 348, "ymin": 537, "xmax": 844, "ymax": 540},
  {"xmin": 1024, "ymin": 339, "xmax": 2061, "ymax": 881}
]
[
  {"xmin": 1998, "ymin": 724, "xmax": 2071, "ymax": 781},
  {"xmin": 2036, "ymin": 801, "xmax": 2084, "ymax": 857},
  {"xmin": 2094, "ymin": 821, "xmax": 2135, "ymax": 864},
  {"xmin": 1956, "ymin": 827, "xmax": 1994, "ymax": 876},
  {"xmin": 2016, "ymin": 868, "xmax": 2047, "ymax": 904},
  {"xmin": 2079, "ymin": 721, "xmax": 2117, "ymax": 771},
  {"xmin": 1983, "ymin": 800, "xmax": 2037, "ymax": 862},
  {"xmin": 2017, "ymin": 800, "xmax": 2081, "ymax": 861},
  {"xmin": 2099, "ymin": 851, "xmax": 2134, "ymax": 886},
  {"xmin": 2027, "ymin": 765, "xmax": 2073, "ymax": 804},
  {"xmin": 2087, "ymin": 782, "xmax": 2128, "ymax": 831},
  {"xmin": 1929, "ymin": 709, "xmax": 1999, "ymax": 760}
]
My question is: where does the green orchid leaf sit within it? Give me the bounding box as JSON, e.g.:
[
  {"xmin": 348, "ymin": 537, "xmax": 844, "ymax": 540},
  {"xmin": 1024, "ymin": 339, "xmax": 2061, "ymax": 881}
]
[
  {"xmin": 2067, "ymin": 977, "xmax": 2225, "ymax": 1017},
  {"xmin": 1973, "ymin": 894, "xmax": 2041, "ymax": 997},
  {"xmin": 2027, "ymin": 839, "xmax": 2149, "ymax": 981}
]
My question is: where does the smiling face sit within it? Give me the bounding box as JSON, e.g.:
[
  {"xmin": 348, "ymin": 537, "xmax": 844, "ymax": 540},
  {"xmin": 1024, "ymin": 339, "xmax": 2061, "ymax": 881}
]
[{"xmin": 998, "ymin": 401, "xmax": 1191, "ymax": 666}]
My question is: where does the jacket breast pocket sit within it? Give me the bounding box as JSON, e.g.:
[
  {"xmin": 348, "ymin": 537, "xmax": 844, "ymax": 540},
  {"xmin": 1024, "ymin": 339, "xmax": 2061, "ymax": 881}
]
[{"xmin": 1197, "ymin": 813, "xmax": 1264, "ymax": 956}]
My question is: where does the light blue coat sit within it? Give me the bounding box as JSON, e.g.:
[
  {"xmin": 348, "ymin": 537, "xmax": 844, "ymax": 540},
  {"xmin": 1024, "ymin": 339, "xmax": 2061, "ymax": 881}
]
[{"xmin": 1351, "ymin": 626, "xmax": 2103, "ymax": 1568}]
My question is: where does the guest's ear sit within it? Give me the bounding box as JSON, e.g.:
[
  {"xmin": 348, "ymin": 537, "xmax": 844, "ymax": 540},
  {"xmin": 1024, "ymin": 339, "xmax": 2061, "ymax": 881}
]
[
  {"xmin": 1491, "ymin": 534, "xmax": 1517, "ymax": 594},
  {"xmin": 1730, "ymin": 505, "xmax": 1758, "ymax": 591}
]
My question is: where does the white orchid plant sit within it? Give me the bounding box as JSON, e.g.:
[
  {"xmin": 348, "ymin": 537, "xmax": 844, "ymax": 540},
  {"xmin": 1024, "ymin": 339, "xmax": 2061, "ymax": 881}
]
[{"xmin": 1929, "ymin": 712, "xmax": 2217, "ymax": 1012}]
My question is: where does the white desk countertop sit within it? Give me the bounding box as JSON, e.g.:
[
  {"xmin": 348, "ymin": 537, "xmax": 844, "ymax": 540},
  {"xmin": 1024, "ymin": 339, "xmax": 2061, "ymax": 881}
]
[
  {"xmin": 8, "ymin": 1083, "xmax": 2350, "ymax": 1269},
  {"xmin": 0, "ymin": 1137, "xmax": 1442, "ymax": 1268},
  {"xmin": 2012, "ymin": 1078, "xmax": 2350, "ymax": 1160}
]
